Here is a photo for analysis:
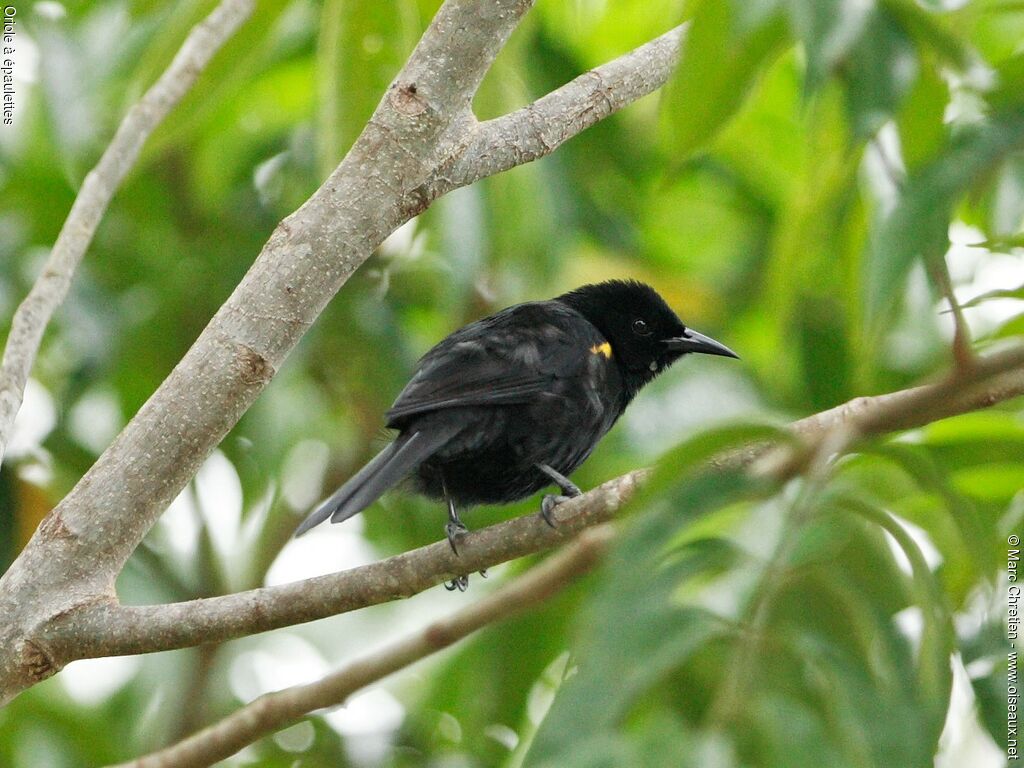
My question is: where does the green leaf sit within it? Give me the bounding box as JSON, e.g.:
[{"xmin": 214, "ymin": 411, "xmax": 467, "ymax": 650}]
[
  {"xmin": 134, "ymin": 0, "xmax": 297, "ymax": 160},
  {"xmin": 960, "ymin": 611, "xmax": 1015, "ymax": 750},
  {"xmin": 953, "ymin": 1, "xmax": 1024, "ymax": 66},
  {"xmin": 881, "ymin": 0, "xmax": 972, "ymax": 70},
  {"xmin": 829, "ymin": 493, "xmax": 954, "ymax": 728},
  {"xmin": 524, "ymin": 469, "xmax": 755, "ymax": 767},
  {"xmin": 841, "ymin": 6, "xmax": 918, "ymax": 138},
  {"xmin": 503, "ymin": 652, "xmax": 575, "ymax": 768},
  {"xmin": 956, "ymin": 282, "xmax": 1024, "ymax": 309},
  {"xmin": 952, "ymin": 463, "xmax": 1024, "ymax": 502},
  {"xmin": 990, "ymin": 311, "xmax": 1024, "ymax": 340},
  {"xmin": 834, "ymin": 449, "xmax": 980, "ymax": 606},
  {"xmin": 867, "ymin": 108, "xmax": 1024, "ymax": 323},
  {"xmin": 987, "ymin": 153, "xmax": 1024, "ymax": 239},
  {"xmin": 526, "ymin": 449, "xmax": 955, "ymax": 767},
  {"xmin": 897, "ymin": 58, "xmax": 949, "ymax": 171},
  {"xmin": 647, "ymin": 421, "xmax": 794, "ymax": 497},
  {"xmin": 663, "ymin": 0, "xmax": 789, "ymax": 158},
  {"xmin": 784, "ymin": 0, "xmax": 873, "ymax": 94},
  {"xmin": 317, "ymin": 0, "xmax": 420, "ymax": 177},
  {"xmin": 922, "ymin": 410, "xmax": 1024, "ymax": 445},
  {"xmin": 990, "ymin": 51, "xmax": 1024, "ymax": 112}
]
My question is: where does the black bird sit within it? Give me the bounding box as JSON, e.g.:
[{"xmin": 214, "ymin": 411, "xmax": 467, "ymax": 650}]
[{"xmin": 295, "ymin": 280, "xmax": 738, "ymax": 587}]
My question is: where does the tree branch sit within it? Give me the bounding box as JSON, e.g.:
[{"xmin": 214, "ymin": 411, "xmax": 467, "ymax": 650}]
[
  {"xmin": 798, "ymin": 343, "xmax": 1024, "ymax": 437},
  {"xmin": 36, "ymin": 343, "xmax": 1024, "ymax": 668},
  {"xmin": 746, "ymin": 342, "xmax": 1024, "ymax": 478},
  {"xmin": 394, "ymin": 0, "xmax": 536, "ymax": 116},
  {"xmin": 0, "ymin": 0, "xmax": 254, "ymax": 466},
  {"xmin": 44, "ymin": 471, "xmax": 644, "ymax": 661},
  {"xmin": 106, "ymin": 526, "xmax": 614, "ymax": 768},
  {"xmin": 928, "ymin": 258, "xmax": 975, "ymax": 372},
  {"xmin": 431, "ymin": 24, "xmax": 686, "ymax": 193}
]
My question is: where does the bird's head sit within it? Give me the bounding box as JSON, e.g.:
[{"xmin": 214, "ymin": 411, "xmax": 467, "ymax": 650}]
[{"xmin": 557, "ymin": 279, "xmax": 738, "ymax": 396}]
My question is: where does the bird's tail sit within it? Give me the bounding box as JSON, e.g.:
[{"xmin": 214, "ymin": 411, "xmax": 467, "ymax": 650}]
[{"xmin": 293, "ymin": 425, "xmax": 459, "ymax": 537}]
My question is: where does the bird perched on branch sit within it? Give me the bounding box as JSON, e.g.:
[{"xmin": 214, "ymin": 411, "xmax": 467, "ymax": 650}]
[{"xmin": 295, "ymin": 280, "xmax": 738, "ymax": 589}]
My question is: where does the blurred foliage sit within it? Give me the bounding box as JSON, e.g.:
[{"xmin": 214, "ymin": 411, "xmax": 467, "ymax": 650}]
[{"xmin": 0, "ymin": 0, "xmax": 1023, "ymax": 766}]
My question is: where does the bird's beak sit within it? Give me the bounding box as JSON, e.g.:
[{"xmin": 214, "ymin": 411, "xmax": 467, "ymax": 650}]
[{"xmin": 662, "ymin": 328, "xmax": 739, "ymax": 359}]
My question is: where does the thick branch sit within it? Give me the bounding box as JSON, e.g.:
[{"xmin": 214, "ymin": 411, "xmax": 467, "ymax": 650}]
[
  {"xmin": 395, "ymin": 0, "xmax": 536, "ymax": 117},
  {"xmin": 0, "ymin": 0, "xmax": 254, "ymax": 465},
  {"xmin": 41, "ymin": 344, "xmax": 1024, "ymax": 664},
  {"xmin": 36, "ymin": 0, "xmax": 536, "ymax": 595},
  {"xmin": 108, "ymin": 526, "xmax": 613, "ymax": 768}
]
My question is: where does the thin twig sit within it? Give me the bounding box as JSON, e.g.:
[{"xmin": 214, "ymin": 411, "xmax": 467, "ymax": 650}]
[
  {"xmin": 107, "ymin": 526, "xmax": 614, "ymax": 768},
  {"xmin": 0, "ymin": 0, "xmax": 255, "ymax": 466},
  {"xmin": 927, "ymin": 258, "xmax": 975, "ymax": 371}
]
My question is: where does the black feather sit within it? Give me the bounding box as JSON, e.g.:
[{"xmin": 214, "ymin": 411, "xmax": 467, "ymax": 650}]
[{"xmin": 294, "ymin": 422, "xmax": 461, "ymax": 536}]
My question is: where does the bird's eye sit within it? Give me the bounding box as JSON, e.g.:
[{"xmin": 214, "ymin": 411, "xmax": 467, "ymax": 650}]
[{"xmin": 632, "ymin": 319, "xmax": 651, "ymax": 336}]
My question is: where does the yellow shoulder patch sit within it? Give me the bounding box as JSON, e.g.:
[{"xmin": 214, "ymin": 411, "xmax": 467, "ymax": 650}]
[{"xmin": 589, "ymin": 341, "xmax": 613, "ymax": 359}]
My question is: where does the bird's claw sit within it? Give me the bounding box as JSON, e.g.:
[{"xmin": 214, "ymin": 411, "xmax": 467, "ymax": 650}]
[
  {"xmin": 536, "ymin": 464, "xmax": 582, "ymax": 499},
  {"xmin": 445, "ymin": 520, "xmax": 469, "ymax": 555},
  {"xmin": 444, "ymin": 575, "xmax": 469, "ymax": 592},
  {"xmin": 442, "ymin": 567, "xmax": 486, "ymax": 591},
  {"xmin": 540, "ymin": 494, "xmax": 570, "ymax": 528}
]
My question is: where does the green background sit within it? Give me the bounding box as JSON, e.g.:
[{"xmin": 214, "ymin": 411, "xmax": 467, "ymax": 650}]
[{"xmin": 1, "ymin": 0, "xmax": 1023, "ymax": 765}]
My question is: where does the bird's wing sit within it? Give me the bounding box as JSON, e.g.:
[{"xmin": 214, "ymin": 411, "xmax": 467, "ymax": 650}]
[{"xmin": 385, "ymin": 302, "xmax": 596, "ymax": 426}]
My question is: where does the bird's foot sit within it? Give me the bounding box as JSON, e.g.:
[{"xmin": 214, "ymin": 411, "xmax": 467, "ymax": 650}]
[
  {"xmin": 444, "ymin": 575, "xmax": 469, "ymax": 592},
  {"xmin": 540, "ymin": 494, "xmax": 571, "ymax": 528},
  {"xmin": 445, "ymin": 520, "xmax": 469, "ymax": 555},
  {"xmin": 442, "ymin": 568, "xmax": 487, "ymax": 592},
  {"xmin": 536, "ymin": 464, "xmax": 582, "ymax": 499}
]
